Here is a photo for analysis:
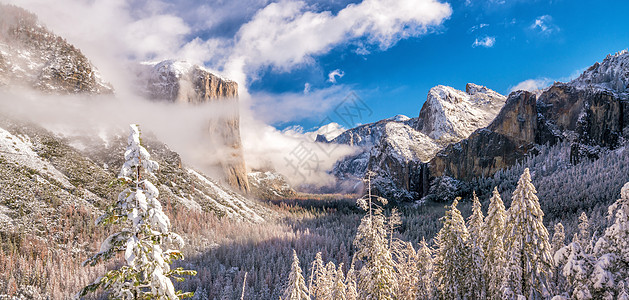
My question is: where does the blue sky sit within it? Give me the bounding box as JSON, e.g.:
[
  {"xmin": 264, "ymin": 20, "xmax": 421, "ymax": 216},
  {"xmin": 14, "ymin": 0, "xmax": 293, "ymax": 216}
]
[
  {"xmin": 246, "ymin": 0, "xmax": 629, "ymax": 131},
  {"xmin": 13, "ymin": 0, "xmax": 629, "ymax": 133}
]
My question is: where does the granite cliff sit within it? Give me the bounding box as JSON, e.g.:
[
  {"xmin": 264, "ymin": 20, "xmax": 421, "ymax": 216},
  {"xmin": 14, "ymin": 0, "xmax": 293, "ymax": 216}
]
[{"xmin": 136, "ymin": 60, "xmax": 250, "ymax": 193}]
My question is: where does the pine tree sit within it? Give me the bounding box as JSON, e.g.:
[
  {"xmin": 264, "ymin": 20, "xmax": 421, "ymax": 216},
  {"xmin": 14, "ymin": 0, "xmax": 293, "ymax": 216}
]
[
  {"xmin": 354, "ymin": 209, "xmax": 397, "ymax": 300},
  {"xmin": 468, "ymin": 191, "xmax": 485, "ymax": 247},
  {"xmin": 354, "ymin": 171, "xmax": 397, "ymax": 300},
  {"xmin": 331, "ymin": 263, "xmax": 346, "ymax": 300},
  {"xmin": 551, "ymin": 223, "xmax": 567, "ymax": 293},
  {"xmin": 578, "ymin": 212, "xmax": 592, "ymax": 253},
  {"xmin": 483, "ymin": 187, "xmax": 507, "ymax": 299},
  {"xmin": 309, "ymin": 252, "xmax": 326, "ymax": 299},
  {"xmin": 434, "ymin": 198, "xmax": 483, "ymax": 299},
  {"xmin": 345, "ymin": 262, "xmax": 358, "ymax": 300},
  {"xmin": 591, "ymin": 182, "xmax": 629, "ymax": 298},
  {"xmin": 79, "ymin": 124, "xmax": 195, "ymax": 299},
  {"xmin": 416, "ymin": 237, "xmax": 435, "ymax": 300},
  {"xmin": 556, "ymin": 241, "xmax": 594, "ymax": 299},
  {"xmin": 282, "ymin": 250, "xmax": 310, "ymax": 300},
  {"xmin": 502, "ymin": 168, "xmax": 553, "ymax": 299},
  {"xmin": 394, "ymin": 242, "xmax": 418, "ymax": 299}
]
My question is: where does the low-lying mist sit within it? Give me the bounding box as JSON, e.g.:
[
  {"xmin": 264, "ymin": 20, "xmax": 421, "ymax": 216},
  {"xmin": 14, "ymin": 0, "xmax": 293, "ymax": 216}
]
[{"xmin": 0, "ymin": 86, "xmax": 357, "ymax": 189}]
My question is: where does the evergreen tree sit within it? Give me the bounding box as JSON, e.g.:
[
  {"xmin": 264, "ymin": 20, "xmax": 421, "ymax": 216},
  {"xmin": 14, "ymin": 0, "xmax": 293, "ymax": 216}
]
[
  {"xmin": 502, "ymin": 168, "xmax": 554, "ymax": 299},
  {"xmin": 468, "ymin": 191, "xmax": 485, "ymax": 247},
  {"xmin": 345, "ymin": 262, "xmax": 358, "ymax": 300},
  {"xmin": 79, "ymin": 124, "xmax": 195, "ymax": 299},
  {"xmin": 578, "ymin": 212, "xmax": 592, "ymax": 253},
  {"xmin": 282, "ymin": 250, "xmax": 310, "ymax": 300},
  {"xmin": 483, "ymin": 187, "xmax": 507, "ymax": 299},
  {"xmin": 416, "ymin": 237, "xmax": 435, "ymax": 300},
  {"xmin": 556, "ymin": 241, "xmax": 594, "ymax": 299},
  {"xmin": 591, "ymin": 182, "xmax": 629, "ymax": 298},
  {"xmin": 309, "ymin": 252, "xmax": 326, "ymax": 299},
  {"xmin": 354, "ymin": 171, "xmax": 397, "ymax": 300},
  {"xmin": 434, "ymin": 198, "xmax": 483, "ymax": 299},
  {"xmin": 551, "ymin": 223, "xmax": 567, "ymax": 293},
  {"xmin": 394, "ymin": 241, "xmax": 418, "ymax": 299},
  {"xmin": 331, "ymin": 263, "xmax": 346, "ymax": 300}
]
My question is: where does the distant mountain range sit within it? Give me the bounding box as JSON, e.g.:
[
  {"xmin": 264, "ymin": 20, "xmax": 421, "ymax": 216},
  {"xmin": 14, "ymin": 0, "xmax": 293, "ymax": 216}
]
[{"xmin": 324, "ymin": 49, "xmax": 629, "ymax": 201}]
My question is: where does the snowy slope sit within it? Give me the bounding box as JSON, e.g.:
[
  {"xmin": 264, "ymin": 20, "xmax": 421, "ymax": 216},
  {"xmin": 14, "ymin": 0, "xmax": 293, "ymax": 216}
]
[
  {"xmin": 568, "ymin": 49, "xmax": 629, "ymax": 99},
  {"xmin": 0, "ymin": 4, "xmax": 112, "ymax": 94},
  {"xmin": 0, "ymin": 119, "xmax": 270, "ymax": 233},
  {"xmin": 329, "ymin": 83, "xmax": 506, "ymax": 199},
  {"xmin": 417, "ymin": 83, "xmax": 506, "ymax": 142}
]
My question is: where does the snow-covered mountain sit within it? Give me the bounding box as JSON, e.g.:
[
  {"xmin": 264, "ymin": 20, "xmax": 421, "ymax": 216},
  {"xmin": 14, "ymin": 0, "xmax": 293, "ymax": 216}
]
[
  {"xmin": 568, "ymin": 49, "xmax": 629, "ymax": 99},
  {"xmin": 0, "ymin": 118, "xmax": 270, "ymax": 231},
  {"xmin": 0, "ymin": 4, "xmax": 112, "ymax": 94},
  {"xmin": 416, "ymin": 83, "xmax": 506, "ymax": 142},
  {"xmin": 329, "ymin": 84, "xmax": 506, "ymax": 200},
  {"xmin": 425, "ymin": 50, "xmax": 629, "ymax": 200},
  {"xmin": 133, "ymin": 59, "xmax": 250, "ymax": 194}
]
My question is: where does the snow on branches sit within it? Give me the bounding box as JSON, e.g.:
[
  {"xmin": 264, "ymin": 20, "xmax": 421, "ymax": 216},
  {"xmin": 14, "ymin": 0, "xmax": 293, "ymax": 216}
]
[{"xmin": 78, "ymin": 124, "xmax": 195, "ymax": 299}]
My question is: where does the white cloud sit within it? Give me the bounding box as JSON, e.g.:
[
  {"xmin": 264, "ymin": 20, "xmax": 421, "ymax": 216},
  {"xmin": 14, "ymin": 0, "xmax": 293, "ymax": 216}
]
[
  {"xmin": 249, "ymin": 85, "xmax": 351, "ymax": 125},
  {"xmin": 530, "ymin": 15, "xmax": 559, "ymax": 35},
  {"xmin": 224, "ymin": 0, "xmax": 453, "ymax": 84},
  {"xmin": 510, "ymin": 78, "xmax": 552, "ymax": 93},
  {"xmin": 328, "ymin": 69, "xmax": 345, "ymax": 83},
  {"xmin": 3, "ymin": 0, "xmax": 452, "ymax": 188},
  {"xmin": 303, "ymin": 82, "xmax": 311, "ymax": 94},
  {"xmin": 468, "ymin": 23, "xmax": 488, "ymax": 33},
  {"xmin": 472, "ymin": 36, "xmax": 495, "ymax": 48}
]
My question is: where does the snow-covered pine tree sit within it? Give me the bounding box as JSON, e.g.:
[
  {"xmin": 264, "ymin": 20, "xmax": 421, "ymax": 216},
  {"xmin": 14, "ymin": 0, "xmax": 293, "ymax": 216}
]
[
  {"xmin": 393, "ymin": 241, "xmax": 418, "ymax": 299},
  {"xmin": 79, "ymin": 124, "xmax": 195, "ymax": 299},
  {"xmin": 468, "ymin": 191, "xmax": 485, "ymax": 247},
  {"xmin": 416, "ymin": 237, "xmax": 435, "ymax": 300},
  {"xmin": 555, "ymin": 240, "xmax": 594, "ymax": 299},
  {"xmin": 354, "ymin": 171, "xmax": 397, "ymax": 300},
  {"xmin": 468, "ymin": 190, "xmax": 487, "ymax": 297},
  {"xmin": 345, "ymin": 262, "xmax": 358, "ymax": 300},
  {"xmin": 309, "ymin": 252, "xmax": 325, "ymax": 299},
  {"xmin": 282, "ymin": 250, "xmax": 310, "ymax": 300},
  {"xmin": 578, "ymin": 212, "xmax": 592, "ymax": 253},
  {"xmin": 502, "ymin": 168, "xmax": 553, "ymax": 299},
  {"xmin": 354, "ymin": 208, "xmax": 397, "ymax": 300},
  {"xmin": 591, "ymin": 182, "xmax": 629, "ymax": 298},
  {"xmin": 483, "ymin": 187, "xmax": 507, "ymax": 299},
  {"xmin": 551, "ymin": 223, "xmax": 567, "ymax": 293},
  {"xmin": 331, "ymin": 263, "xmax": 346, "ymax": 300},
  {"xmin": 434, "ymin": 198, "xmax": 483, "ymax": 299},
  {"xmin": 322, "ymin": 261, "xmax": 336, "ymax": 299}
]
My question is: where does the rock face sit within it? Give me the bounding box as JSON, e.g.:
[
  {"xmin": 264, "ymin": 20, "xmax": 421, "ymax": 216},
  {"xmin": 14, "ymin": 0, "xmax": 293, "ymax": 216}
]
[
  {"xmin": 429, "ymin": 91, "xmax": 540, "ymax": 181},
  {"xmin": 0, "ymin": 4, "xmax": 112, "ymax": 94},
  {"xmin": 138, "ymin": 60, "xmax": 250, "ymax": 193},
  {"xmin": 416, "ymin": 83, "xmax": 506, "ymax": 142},
  {"xmin": 330, "ymin": 84, "xmax": 506, "ymax": 200},
  {"xmin": 423, "ymin": 50, "xmax": 629, "ymax": 198}
]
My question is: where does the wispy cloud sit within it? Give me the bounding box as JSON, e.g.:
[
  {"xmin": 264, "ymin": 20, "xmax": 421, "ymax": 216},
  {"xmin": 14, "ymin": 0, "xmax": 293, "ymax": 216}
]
[
  {"xmin": 328, "ymin": 69, "xmax": 345, "ymax": 83},
  {"xmin": 472, "ymin": 36, "xmax": 495, "ymax": 48},
  {"xmin": 468, "ymin": 23, "xmax": 489, "ymax": 33},
  {"xmin": 530, "ymin": 15, "xmax": 559, "ymax": 35},
  {"xmin": 510, "ymin": 78, "xmax": 553, "ymax": 93}
]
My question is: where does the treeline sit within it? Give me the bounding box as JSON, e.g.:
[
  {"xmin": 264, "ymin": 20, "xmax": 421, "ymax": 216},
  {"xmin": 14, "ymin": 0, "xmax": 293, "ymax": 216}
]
[{"xmin": 281, "ymin": 168, "xmax": 629, "ymax": 299}]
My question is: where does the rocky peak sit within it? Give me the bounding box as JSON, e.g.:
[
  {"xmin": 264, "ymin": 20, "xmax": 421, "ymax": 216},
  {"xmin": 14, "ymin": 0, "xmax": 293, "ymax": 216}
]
[
  {"xmin": 137, "ymin": 60, "xmax": 249, "ymax": 194},
  {"xmin": 416, "ymin": 83, "xmax": 506, "ymax": 142},
  {"xmin": 0, "ymin": 4, "xmax": 113, "ymax": 94},
  {"xmin": 141, "ymin": 60, "xmax": 238, "ymax": 102},
  {"xmin": 568, "ymin": 49, "xmax": 629, "ymax": 98}
]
